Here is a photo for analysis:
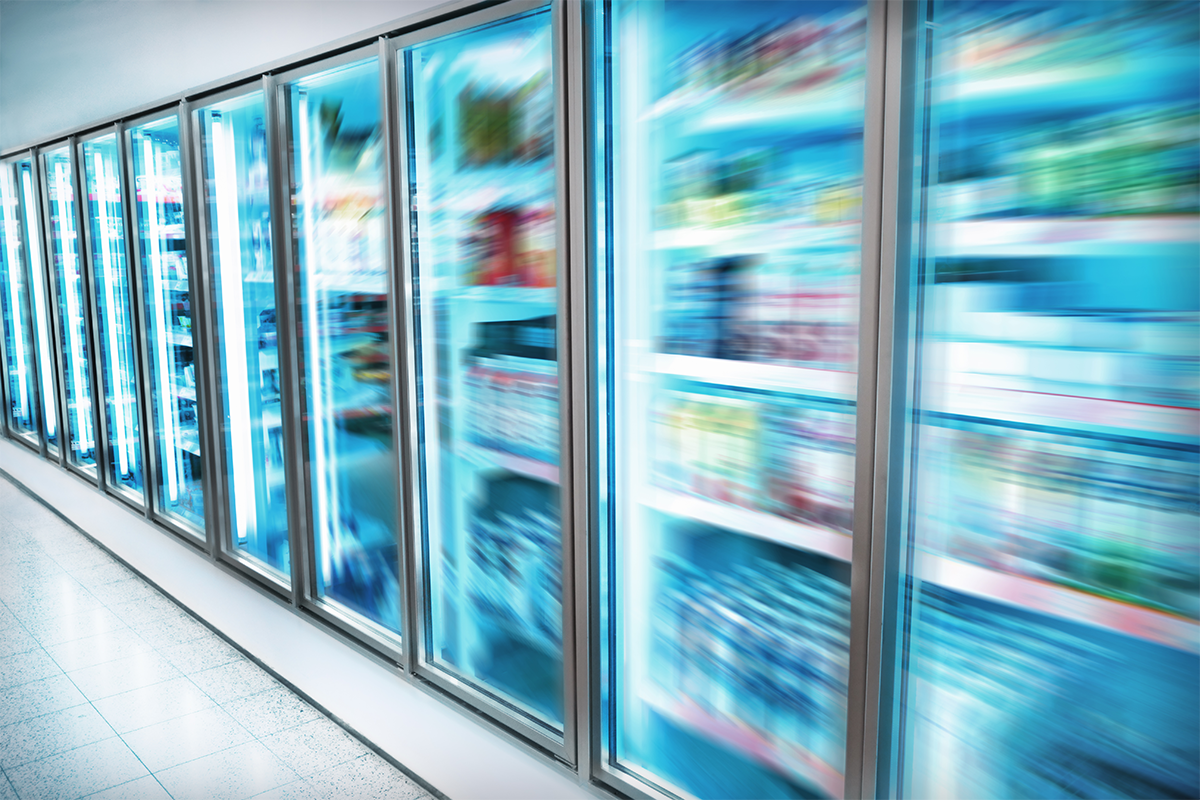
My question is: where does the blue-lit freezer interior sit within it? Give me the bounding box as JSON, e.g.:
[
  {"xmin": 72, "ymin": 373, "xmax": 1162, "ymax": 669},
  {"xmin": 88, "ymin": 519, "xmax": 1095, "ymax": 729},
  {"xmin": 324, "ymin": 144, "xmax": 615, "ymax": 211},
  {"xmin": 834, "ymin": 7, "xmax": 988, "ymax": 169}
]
[
  {"xmin": 199, "ymin": 92, "xmax": 291, "ymax": 579},
  {"xmin": 0, "ymin": 160, "xmax": 40, "ymax": 445},
  {"xmin": 130, "ymin": 116, "xmax": 204, "ymax": 532},
  {"xmin": 82, "ymin": 133, "xmax": 144, "ymax": 502},
  {"xmin": 287, "ymin": 57, "xmax": 401, "ymax": 635},
  {"xmin": 597, "ymin": 2, "xmax": 868, "ymax": 797},
  {"xmin": 406, "ymin": 7, "xmax": 564, "ymax": 730},
  {"xmin": 886, "ymin": 2, "xmax": 1200, "ymax": 798},
  {"xmin": 18, "ymin": 158, "xmax": 59, "ymax": 457},
  {"xmin": 43, "ymin": 146, "xmax": 96, "ymax": 474}
]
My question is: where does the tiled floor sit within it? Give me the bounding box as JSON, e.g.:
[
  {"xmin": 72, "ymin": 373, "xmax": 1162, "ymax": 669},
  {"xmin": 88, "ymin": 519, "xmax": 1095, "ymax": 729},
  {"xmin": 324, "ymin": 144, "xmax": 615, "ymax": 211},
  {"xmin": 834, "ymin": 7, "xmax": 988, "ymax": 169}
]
[{"xmin": 0, "ymin": 476, "xmax": 435, "ymax": 800}]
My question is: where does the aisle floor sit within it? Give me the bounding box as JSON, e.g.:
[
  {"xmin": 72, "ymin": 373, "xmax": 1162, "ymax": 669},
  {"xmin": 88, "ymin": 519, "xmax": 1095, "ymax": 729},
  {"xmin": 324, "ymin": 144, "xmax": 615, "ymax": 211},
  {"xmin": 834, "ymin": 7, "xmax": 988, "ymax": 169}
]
[{"xmin": 0, "ymin": 476, "xmax": 434, "ymax": 800}]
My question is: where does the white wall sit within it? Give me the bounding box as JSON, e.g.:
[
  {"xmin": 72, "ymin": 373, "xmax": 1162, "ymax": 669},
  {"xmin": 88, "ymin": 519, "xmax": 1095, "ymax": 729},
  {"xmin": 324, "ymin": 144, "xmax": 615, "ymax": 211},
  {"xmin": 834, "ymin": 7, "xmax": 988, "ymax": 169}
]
[{"xmin": 0, "ymin": 0, "xmax": 448, "ymax": 152}]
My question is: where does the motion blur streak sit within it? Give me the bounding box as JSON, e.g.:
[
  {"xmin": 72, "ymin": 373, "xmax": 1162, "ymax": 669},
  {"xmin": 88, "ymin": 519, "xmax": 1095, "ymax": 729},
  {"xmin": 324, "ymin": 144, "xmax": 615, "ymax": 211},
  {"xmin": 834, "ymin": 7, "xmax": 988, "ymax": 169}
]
[{"xmin": 894, "ymin": 2, "xmax": 1199, "ymax": 798}]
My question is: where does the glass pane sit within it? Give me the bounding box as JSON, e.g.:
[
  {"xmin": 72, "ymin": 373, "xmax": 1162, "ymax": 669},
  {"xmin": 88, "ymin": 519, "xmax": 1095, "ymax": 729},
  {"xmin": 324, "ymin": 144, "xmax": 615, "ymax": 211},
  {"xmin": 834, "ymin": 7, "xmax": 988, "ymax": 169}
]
[
  {"xmin": 407, "ymin": 8, "xmax": 563, "ymax": 730},
  {"xmin": 288, "ymin": 58, "xmax": 400, "ymax": 636},
  {"xmin": 884, "ymin": 2, "xmax": 1200, "ymax": 798},
  {"xmin": 0, "ymin": 161, "xmax": 39, "ymax": 444},
  {"xmin": 131, "ymin": 117, "xmax": 204, "ymax": 532},
  {"xmin": 44, "ymin": 146, "xmax": 97, "ymax": 474},
  {"xmin": 596, "ymin": 2, "xmax": 869, "ymax": 797},
  {"xmin": 19, "ymin": 159, "xmax": 59, "ymax": 456},
  {"xmin": 83, "ymin": 134, "xmax": 144, "ymax": 501},
  {"xmin": 199, "ymin": 92, "xmax": 291, "ymax": 579}
]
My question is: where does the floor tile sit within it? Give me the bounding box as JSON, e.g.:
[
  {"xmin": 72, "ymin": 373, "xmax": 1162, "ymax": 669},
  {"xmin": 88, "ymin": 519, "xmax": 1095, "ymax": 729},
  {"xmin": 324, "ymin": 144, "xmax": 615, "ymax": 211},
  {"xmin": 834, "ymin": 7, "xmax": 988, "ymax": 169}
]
[
  {"xmin": 258, "ymin": 717, "xmax": 369, "ymax": 778},
  {"xmin": 246, "ymin": 779, "xmax": 323, "ymax": 800},
  {"xmin": 104, "ymin": 595, "xmax": 182, "ymax": 629},
  {"xmin": 44, "ymin": 626, "xmax": 153, "ymax": 672},
  {"xmin": 0, "ymin": 603, "xmax": 20, "ymax": 632},
  {"xmin": 0, "ymin": 703, "xmax": 116, "ymax": 769},
  {"xmin": 223, "ymin": 687, "xmax": 323, "ymax": 739},
  {"xmin": 69, "ymin": 561, "xmax": 134, "ymax": 591},
  {"xmin": 85, "ymin": 578, "xmax": 160, "ymax": 609},
  {"xmin": 0, "ymin": 625, "xmax": 40, "ymax": 658},
  {"xmin": 83, "ymin": 774, "xmax": 172, "ymax": 800},
  {"xmin": 304, "ymin": 754, "xmax": 429, "ymax": 800},
  {"xmin": 23, "ymin": 606, "xmax": 128, "ymax": 648},
  {"xmin": 120, "ymin": 706, "xmax": 255, "ymax": 773},
  {"xmin": 5, "ymin": 736, "xmax": 149, "ymax": 800},
  {"xmin": 0, "ymin": 771, "xmax": 16, "ymax": 800},
  {"xmin": 0, "ymin": 673, "xmax": 89, "ymax": 728},
  {"xmin": 0, "ymin": 646, "xmax": 62, "ymax": 691},
  {"xmin": 91, "ymin": 676, "xmax": 214, "ymax": 734},
  {"xmin": 131, "ymin": 614, "xmax": 212, "ymax": 648},
  {"xmin": 66, "ymin": 650, "xmax": 181, "ymax": 702},
  {"xmin": 154, "ymin": 740, "xmax": 298, "ymax": 800},
  {"xmin": 158, "ymin": 635, "xmax": 241, "ymax": 674},
  {"xmin": 189, "ymin": 659, "xmax": 281, "ymax": 705}
]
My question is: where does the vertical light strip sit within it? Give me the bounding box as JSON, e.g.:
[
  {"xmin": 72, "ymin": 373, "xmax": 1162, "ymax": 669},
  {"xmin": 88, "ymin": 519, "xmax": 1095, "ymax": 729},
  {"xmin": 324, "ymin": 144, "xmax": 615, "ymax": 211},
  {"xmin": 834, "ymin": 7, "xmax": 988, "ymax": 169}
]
[
  {"xmin": 143, "ymin": 135, "xmax": 179, "ymax": 503},
  {"xmin": 212, "ymin": 112, "xmax": 257, "ymax": 544},
  {"xmin": 297, "ymin": 89, "xmax": 333, "ymax": 584},
  {"xmin": 93, "ymin": 148, "xmax": 131, "ymax": 479},
  {"xmin": 22, "ymin": 165, "xmax": 57, "ymax": 441},
  {"xmin": 2, "ymin": 168, "xmax": 30, "ymax": 424},
  {"xmin": 54, "ymin": 161, "xmax": 92, "ymax": 451}
]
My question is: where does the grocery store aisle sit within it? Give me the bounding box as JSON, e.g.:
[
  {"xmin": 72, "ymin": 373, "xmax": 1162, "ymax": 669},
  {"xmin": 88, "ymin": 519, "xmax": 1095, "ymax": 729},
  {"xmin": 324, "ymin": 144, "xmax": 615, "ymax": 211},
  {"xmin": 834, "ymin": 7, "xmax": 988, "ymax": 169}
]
[{"xmin": 0, "ymin": 476, "xmax": 432, "ymax": 800}]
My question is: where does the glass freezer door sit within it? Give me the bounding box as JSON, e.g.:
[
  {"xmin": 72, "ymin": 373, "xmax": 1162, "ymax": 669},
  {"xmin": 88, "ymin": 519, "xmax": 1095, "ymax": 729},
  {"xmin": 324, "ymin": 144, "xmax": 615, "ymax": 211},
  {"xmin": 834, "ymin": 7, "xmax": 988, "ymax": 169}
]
[
  {"xmin": 82, "ymin": 133, "xmax": 144, "ymax": 502},
  {"xmin": 130, "ymin": 117, "xmax": 204, "ymax": 533},
  {"xmin": 882, "ymin": 2, "xmax": 1199, "ymax": 798},
  {"xmin": 18, "ymin": 159, "xmax": 59, "ymax": 457},
  {"xmin": 198, "ymin": 92, "xmax": 292, "ymax": 581},
  {"xmin": 286, "ymin": 57, "xmax": 401, "ymax": 636},
  {"xmin": 0, "ymin": 161, "xmax": 40, "ymax": 445},
  {"xmin": 44, "ymin": 145, "xmax": 97, "ymax": 474},
  {"xmin": 595, "ymin": 2, "xmax": 869, "ymax": 798},
  {"xmin": 406, "ymin": 6, "xmax": 565, "ymax": 732}
]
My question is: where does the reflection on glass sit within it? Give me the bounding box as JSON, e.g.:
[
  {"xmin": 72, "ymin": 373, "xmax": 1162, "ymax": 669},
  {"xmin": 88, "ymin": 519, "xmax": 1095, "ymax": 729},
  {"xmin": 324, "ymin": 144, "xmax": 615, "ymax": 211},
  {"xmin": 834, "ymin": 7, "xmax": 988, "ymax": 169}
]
[
  {"xmin": 407, "ymin": 8, "xmax": 563, "ymax": 729},
  {"xmin": 287, "ymin": 58, "xmax": 400, "ymax": 635},
  {"xmin": 596, "ymin": 2, "xmax": 867, "ymax": 797},
  {"xmin": 82, "ymin": 134, "xmax": 143, "ymax": 501},
  {"xmin": 130, "ymin": 117, "xmax": 204, "ymax": 532},
  {"xmin": 199, "ymin": 93, "xmax": 290, "ymax": 579},
  {"xmin": 887, "ymin": 3, "xmax": 1200, "ymax": 798},
  {"xmin": 0, "ymin": 161, "xmax": 39, "ymax": 444},
  {"xmin": 44, "ymin": 146, "xmax": 96, "ymax": 473},
  {"xmin": 19, "ymin": 160, "xmax": 59, "ymax": 456}
]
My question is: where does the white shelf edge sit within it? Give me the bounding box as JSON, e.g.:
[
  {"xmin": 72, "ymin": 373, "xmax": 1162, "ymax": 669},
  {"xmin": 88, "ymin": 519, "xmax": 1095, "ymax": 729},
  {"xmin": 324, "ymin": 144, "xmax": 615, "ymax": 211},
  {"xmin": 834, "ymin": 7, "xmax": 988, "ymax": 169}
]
[
  {"xmin": 644, "ymin": 487, "xmax": 853, "ymax": 562},
  {"xmin": 646, "ymin": 353, "xmax": 856, "ymax": 400},
  {"xmin": 917, "ymin": 552, "xmax": 1200, "ymax": 655}
]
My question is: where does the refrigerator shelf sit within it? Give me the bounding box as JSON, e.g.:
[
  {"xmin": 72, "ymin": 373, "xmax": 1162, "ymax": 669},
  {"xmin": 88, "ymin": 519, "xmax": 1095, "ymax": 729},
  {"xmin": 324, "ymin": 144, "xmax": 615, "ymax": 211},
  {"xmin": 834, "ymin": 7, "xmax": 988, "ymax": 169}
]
[
  {"xmin": 918, "ymin": 552, "xmax": 1200, "ymax": 656},
  {"xmin": 176, "ymin": 426, "xmax": 200, "ymax": 456},
  {"xmin": 162, "ymin": 280, "xmax": 190, "ymax": 292},
  {"xmin": 926, "ymin": 382, "xmax": 1199, "ymax": 444},
  {"xmin": 933, "ymin": 216, "xmax": 1199, "ymax": 258},
  {"xmin": 943, "ymin": 48, "xmax": 1197, "ymax": 119},
  {"xmin": 642, "ymin": 691, "xmax": 844, "ymax": 799},
  {"xmin": 462, "ymin": 441, "xmax": 559, "ymax": 485},
  {"xmin": 647, "ymin": 353, "xmax": 856, "ymax": 400},
  {"xmin": 648, "ymin": 80, "xmax": 863, "ymax": 136},
  {"xmin": 644, "ymin": 488, "xmax": 853, "ymax": 562},
  {"xmin": 167, "ymin": 329, "xmax": 193, "ymax": 347},
  {"xmin": 172, "ymin": 382, "xmax": 196, "ymax": 402},
  {"xmin": 452, "ymin": 285, "xmax": 556, "ymax": 306},
  {"xmin": 653, "ymin": 222, "xmax": 859, "ymax": 254}
]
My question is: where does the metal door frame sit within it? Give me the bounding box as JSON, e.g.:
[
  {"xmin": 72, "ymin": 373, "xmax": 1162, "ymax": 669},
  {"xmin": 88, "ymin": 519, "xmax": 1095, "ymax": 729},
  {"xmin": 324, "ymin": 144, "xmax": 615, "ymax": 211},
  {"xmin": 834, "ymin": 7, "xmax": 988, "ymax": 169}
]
[
  {"xmin": 389, "ymin": 0, "xmax": 581, "ymax": 767},
  {"xmin": 76, "ymin": 124, "xmax": 152, "ymax": 516},
  {"xmin": 0, "ymin": 153, "xmax": 43, "ymax": 453},
  {"xmin": 270, "ymin": 43, "xmax": 409, "ymax": 664},
  {"xmin": 190, "ymin": 80, "xmax": 296, "ymax": 601},
  {"xmin": 123, "ymin": 105, "xmax": 211, "ymax": 547}
]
